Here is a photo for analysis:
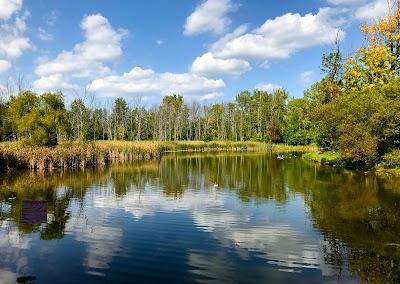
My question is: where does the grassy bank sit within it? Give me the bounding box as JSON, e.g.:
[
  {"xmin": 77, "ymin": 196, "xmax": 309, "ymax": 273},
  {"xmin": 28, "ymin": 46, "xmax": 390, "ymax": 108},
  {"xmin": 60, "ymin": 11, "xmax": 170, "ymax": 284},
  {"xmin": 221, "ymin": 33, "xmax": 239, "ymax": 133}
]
[
  {"xmin": 302, "ymin": 149, "xmax": 400, "ymax": 174},
  {"xmin": 0, "ymin": 141, "xmax": 317, "ymax": 170},
  {"xmin": 160, "ymin": 141, "xmax": 318, "ymax": 153},
  {"xmin": 160, "ymin": 141, "xmax": 271, "ymax": 152}
]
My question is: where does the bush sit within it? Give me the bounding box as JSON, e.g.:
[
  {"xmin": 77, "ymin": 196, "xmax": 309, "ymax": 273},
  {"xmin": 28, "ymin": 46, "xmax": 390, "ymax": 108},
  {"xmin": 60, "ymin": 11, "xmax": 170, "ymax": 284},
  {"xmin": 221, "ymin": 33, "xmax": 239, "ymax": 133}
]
[{"xmin": 380, "ymin": 149, "xmax": 400, "ymax": 169}]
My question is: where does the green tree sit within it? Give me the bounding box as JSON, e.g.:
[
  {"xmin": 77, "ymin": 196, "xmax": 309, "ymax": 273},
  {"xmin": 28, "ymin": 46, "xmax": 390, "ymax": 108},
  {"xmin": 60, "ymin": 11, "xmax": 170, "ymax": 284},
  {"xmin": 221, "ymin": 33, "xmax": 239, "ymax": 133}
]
[
  {"xmin": 235, "ymin": 90, "xmax": 253, "ymax": 140},
  {"xmin": 282, "ymin": 98, "xmax": 315, "ymax": 145},
  {"xmin": 112, "ymin": 97, "xmax": 129, "ymax": 140},
  {"xmin": 267, "ymin": 88, "xmax": 288, "ymax": 143},
  {"xmin": 70, "ymin": 98, "xmax": 90, "ymax": 141},
  {"xmin": 40, "ymin": 92, "xmax": 68, "ymax": 144},
  {"xmin": 8, "ymin": 91, "xmax": 67, "ymax": 146},
  {"xmin": 8, "ymin": 91, "xmax": 40, "ymax": 140},
  {"xmin": 315, "ymin": 79, "xmax": 400, "ymax": 166},
  {"xmin": 0, "ymin": 101, "xmax": 11, "ymax": 140}
]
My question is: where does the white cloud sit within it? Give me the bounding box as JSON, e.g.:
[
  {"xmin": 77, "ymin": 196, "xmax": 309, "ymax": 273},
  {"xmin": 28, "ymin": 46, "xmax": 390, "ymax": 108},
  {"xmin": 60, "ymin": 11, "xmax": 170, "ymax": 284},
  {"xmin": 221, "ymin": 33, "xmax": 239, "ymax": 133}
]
[
  {"xmin": 37, "ymin": 27, "xmax": 53, "ymax": 41},
  {"xmin": 299, "ymin": 71, "xmax": 313, "ymax": 84},
  {"xmin": 33, "ymin": 73, "xmax": 74, "ymax": 91},
  {"xmin": 0, "ymin": 0, "xmax": 22, "ymax": 20},
  {"xmin": 255, "ymin": 83, "xmax": 282, "ymax": 93},
  {"xmin": 211, "ymin": 8, "xmax": 346, "ymax": 61},
  {"xmin": 190, "ymin": 52, "xmax": 251, "ymax": 77},
  {"xmin": 211, "ymin": 24, "xmax": 248, "ymax": 47},
  {"xmin": 88, "ymin": 181, "xmax": 335, "ymax": 276},
  {"xmin": 35, "ymin": 14, "xmax": 127, "ymax": 78},
  {"xmin": 91, "ymin": 66, "xmax": 226, "ymax": 100},
  {"xmin": 327, "ymin": 0, "xmax": 366, "ymax": 5},
  {"xmin": 0, "ymin": 60, "xmax": 11, "ymax": 73},
  {"xmin": 184, "ymin": 0, "xmax": 235, "ymax": 35},
  {"xmin": 356, "ymin": 0, "xmax": 392, "ymax": 21},
  {"xmin": 0, "ymin": 12, "xmax": 30, "ymax": 60},
  {"xmin": 0, "ymin": 269, "xmax": 20, "ymax": 284}
]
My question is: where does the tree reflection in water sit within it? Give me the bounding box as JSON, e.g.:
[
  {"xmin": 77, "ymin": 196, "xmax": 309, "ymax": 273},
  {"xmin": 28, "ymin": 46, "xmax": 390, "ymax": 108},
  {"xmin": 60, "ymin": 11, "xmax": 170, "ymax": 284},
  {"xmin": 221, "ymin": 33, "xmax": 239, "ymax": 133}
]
[{"xmin": 0, "ymin": 152, "xmax": 400, "ymax": 283}]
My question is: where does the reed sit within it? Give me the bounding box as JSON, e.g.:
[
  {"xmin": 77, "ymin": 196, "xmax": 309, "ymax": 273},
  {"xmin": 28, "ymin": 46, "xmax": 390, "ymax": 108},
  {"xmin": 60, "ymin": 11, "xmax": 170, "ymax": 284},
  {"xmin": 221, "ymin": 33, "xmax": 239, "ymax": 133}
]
[{"xmin": 0, "ymin": 141, "xmax": 162, "ymax": 170}]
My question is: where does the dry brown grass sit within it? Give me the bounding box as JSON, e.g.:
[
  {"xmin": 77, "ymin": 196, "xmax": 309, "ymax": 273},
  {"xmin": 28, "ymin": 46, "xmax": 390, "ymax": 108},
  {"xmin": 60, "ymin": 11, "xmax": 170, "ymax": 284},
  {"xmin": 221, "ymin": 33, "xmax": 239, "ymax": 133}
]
[{"xmin": 0, "ymin": 141, "xmax": 162, "ymax": 170}]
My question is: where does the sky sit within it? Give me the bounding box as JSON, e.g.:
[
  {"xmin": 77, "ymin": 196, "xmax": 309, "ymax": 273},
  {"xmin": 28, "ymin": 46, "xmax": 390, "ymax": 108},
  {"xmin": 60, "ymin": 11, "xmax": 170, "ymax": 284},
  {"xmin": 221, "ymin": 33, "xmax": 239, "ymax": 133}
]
[{"xmin": 0, "ymin": 0, "xmax": 396, "ymax": 106}]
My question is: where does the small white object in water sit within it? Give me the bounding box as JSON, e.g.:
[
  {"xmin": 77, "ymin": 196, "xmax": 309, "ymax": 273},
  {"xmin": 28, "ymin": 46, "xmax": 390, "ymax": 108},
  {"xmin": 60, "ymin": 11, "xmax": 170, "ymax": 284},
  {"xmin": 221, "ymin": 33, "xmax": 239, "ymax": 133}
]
[
  {"xmin": 213, "ymin": 183, "xmax": 218, "ymax": 187},
  {"xmin": 7, "ymin": 197, "xmax": 16, "ymax": 201}
]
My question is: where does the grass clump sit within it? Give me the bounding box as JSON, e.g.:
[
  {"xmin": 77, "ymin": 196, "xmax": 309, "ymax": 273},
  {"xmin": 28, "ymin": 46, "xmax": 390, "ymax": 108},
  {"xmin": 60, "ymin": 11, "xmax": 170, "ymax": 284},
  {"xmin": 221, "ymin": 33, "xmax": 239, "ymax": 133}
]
[{"xmin": 302, "ymin": 151, "xmax": 344, "ymax": 166}]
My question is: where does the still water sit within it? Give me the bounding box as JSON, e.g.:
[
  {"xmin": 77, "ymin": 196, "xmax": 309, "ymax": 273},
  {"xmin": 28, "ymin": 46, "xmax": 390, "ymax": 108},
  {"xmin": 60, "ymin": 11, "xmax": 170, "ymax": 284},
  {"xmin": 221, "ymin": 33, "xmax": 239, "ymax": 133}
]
[{"xmin": 0, "ymin": 152, "xmax": 400, "ymax": 284}]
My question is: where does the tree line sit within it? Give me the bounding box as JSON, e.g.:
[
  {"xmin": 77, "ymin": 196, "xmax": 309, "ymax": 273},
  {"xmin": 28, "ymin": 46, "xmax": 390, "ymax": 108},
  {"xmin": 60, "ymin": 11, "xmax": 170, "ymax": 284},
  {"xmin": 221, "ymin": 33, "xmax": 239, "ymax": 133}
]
[
  {"xmin": 0, "ymin": 88, "xmax": 289, "ymax": 146},
  {"xmin": 1, "ymin": 7, "xmax": 400, "ymax": 167}
]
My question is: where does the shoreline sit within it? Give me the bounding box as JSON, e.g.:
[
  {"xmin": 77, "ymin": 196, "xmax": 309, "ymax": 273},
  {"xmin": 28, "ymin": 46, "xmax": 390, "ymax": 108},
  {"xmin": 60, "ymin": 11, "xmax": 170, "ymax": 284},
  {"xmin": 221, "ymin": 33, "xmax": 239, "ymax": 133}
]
[
  {"xmin": 302, "ymin": 151, "xmax": 400, "ymax": 176},
  {"xmin": 0, "ymin": 141, "xmax": 316, "ymax": 171},
  {"xmin": 2, "ymin": 140, "xmax": 400, "ymax": 176}
]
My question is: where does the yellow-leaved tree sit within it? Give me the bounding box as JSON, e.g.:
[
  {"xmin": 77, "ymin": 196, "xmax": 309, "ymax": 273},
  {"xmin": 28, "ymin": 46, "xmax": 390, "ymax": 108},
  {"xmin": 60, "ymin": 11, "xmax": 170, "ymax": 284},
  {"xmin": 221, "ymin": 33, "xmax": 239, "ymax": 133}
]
[{"xmin": 343, "ymin": 3, "xmax": 400, "ymax": 90}]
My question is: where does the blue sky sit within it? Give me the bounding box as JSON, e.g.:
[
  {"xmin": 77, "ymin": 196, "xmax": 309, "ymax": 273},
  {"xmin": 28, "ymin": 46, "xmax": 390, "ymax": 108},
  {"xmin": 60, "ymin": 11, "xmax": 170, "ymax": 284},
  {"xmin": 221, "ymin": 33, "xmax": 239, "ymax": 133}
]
[{"xmin": 0, "ymin": 0, "xmax": 394, "ymax": 106}]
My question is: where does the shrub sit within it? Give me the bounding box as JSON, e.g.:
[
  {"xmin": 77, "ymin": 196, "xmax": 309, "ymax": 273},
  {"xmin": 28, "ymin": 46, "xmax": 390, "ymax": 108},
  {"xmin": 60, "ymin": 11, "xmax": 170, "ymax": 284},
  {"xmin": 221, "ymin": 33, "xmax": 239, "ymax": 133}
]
[{"xmin": 380, "ymin": 149, "xmax": 400, "ymax": 169}]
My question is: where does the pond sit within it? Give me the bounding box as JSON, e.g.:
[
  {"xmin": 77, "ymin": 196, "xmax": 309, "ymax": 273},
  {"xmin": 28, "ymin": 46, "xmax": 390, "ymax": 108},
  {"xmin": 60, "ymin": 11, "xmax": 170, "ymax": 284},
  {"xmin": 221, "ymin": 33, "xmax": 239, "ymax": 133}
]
[{"xmin": 0, "ymin": 152, "xmax": 400, "ymax": 283}]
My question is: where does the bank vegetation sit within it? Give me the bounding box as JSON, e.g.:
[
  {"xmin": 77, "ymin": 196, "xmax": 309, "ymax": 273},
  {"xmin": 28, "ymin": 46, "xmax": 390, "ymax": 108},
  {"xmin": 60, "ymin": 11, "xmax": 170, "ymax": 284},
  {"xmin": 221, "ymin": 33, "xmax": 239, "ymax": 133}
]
[{"xmin": 0, "ymin": 141, "xmax": 306, "ymax": 170}]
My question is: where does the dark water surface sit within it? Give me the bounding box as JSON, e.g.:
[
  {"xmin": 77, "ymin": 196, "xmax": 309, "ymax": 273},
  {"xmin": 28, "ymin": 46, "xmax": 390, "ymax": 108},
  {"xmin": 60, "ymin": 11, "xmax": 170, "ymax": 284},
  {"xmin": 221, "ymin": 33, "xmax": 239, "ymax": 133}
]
[{"xmin": 1, "ymin": 152, "xmax": 400, "ymax": 284}]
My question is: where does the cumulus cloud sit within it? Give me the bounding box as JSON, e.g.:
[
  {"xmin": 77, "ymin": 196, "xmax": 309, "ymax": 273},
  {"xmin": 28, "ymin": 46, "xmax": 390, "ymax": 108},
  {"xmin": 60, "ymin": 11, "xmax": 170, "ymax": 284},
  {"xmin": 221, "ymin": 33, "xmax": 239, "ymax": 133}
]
[
  {"xmin": 35, "ymin": 14, "xmax": 127, "ymax": 78},
  {"xmin": 299, "ymin": 71, "xmax": 313, "ymax": 84},
  {"xmin": 211, "ymin": 8, "xmax": 346, "ymax": 61},
  {"xmin": 90, "ymin": 66, "xmax": 226, "ymax": 100},
  {"xmin": 0, "ymin": 6, "xmax": 29, "ymax": 72},
  {"xmin": 89, "ymin": 182, "xmax": 334, "ymax": 275},
  {"xmin": 0, "ymin": 60, "xmax": 11, "ymax": 73},
  {"xmin": 190, "ymin": 52, "xmax": 251, "ymax": 77},
  {"xmin": 0, "ymin": 11, "xmax": 30, "ymax": 60},
  {"xmin": 0, "ymin": 0, "xmax": 22, "ymax": 20},
  {"xmin": 356, "ymin": 0, "xmax": 392, "ymax": 21},
  {"xmin": 33, "ymin": 73, "xmax": 74, "ymax": 91},
  {"xmin": 184, "ymin": 0, "xmax": 235, "ymax": 35},
  {"xmin": 255, "ymin": 83, "xmax": 282, "ymax": 93}
]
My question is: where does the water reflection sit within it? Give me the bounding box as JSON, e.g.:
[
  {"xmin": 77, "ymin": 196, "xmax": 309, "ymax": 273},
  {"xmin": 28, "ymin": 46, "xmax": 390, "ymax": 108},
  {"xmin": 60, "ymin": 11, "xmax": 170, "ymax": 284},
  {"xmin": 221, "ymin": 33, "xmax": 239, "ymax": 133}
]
[{"xmin": 0, "ymin": 152, "xmax": 400, "ymax": 283}]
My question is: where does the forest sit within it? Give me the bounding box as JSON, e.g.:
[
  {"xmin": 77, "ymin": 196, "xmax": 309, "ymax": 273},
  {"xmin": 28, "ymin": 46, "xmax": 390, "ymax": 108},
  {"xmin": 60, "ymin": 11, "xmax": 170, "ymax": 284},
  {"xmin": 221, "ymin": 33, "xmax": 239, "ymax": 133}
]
[{"xmin": 0, "ymin": 8, "xmax": 400, "ymax": 169}]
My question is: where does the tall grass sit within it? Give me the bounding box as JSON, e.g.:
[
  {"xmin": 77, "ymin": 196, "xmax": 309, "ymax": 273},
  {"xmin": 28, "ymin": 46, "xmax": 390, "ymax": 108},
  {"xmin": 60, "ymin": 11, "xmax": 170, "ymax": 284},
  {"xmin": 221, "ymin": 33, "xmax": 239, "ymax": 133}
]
[{"xmin": 0, "ymin": 141, "xmax": 161, "ymax": 170}]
